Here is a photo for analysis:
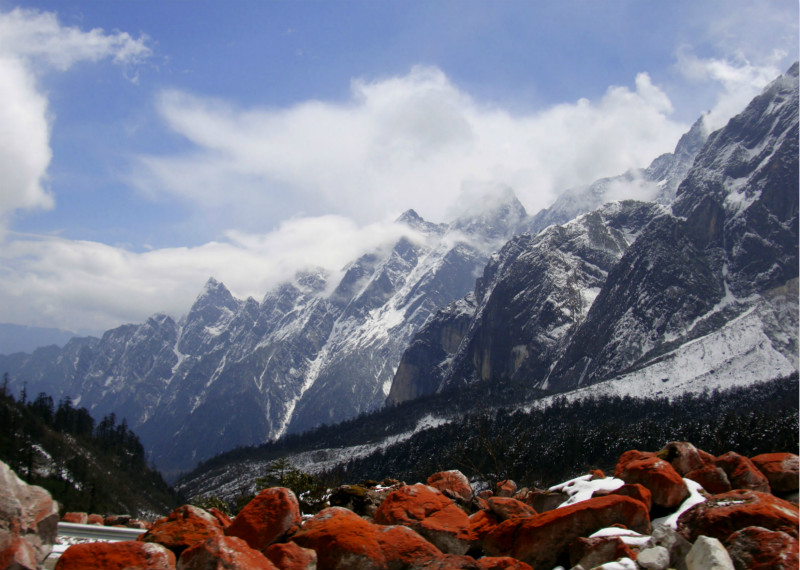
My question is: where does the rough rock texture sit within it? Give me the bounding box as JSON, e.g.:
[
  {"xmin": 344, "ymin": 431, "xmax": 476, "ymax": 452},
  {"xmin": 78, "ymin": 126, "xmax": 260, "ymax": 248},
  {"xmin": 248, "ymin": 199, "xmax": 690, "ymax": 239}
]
[
  {"xmin": 426, "ymin": 471, "xmax": 474, "ymax": 504},
  {"xmin": 291, "ymin": 507, "xmax": 392, "ymax": 570},
  {"xmin": 677, "ymin": 489, "xmax": 799, "ymax": 543},
  {"xmin": 750, "ymin": 453, "xmax": 800, "ymax": 493},
  {"xmin": 474, "ymin": 557, "xmax": 533, "ymax": 570},
  {"xmin": 685, "ymin": 464, "xmax": 732, "ymax": 495},
  {"xmin": 60, "ymin": 513, "xmax": 88, "ymax": 525},
  {"xmin": 483, "ymin": 495, "xmax": 651, "ymax": 569},
  {"xmin": 610, "ymin": 484, "xmax": 653, "ymax": 512},
  {"xmin": 225, "ymin": 487, "xmax": 301, "ymax": 552},
  {"xmin": 685, "ymin": 535, "xmax": 735, "ymax": 570},
  {"xmin": 715, "ymin": 452, "xmax": 772, "ymax": 493},
  {"xmin": 140, "ymin": 505, "xmax": 224, "ymax": 556},
  {"xmin": 636, "ymin": 545, "xmax": 670, "ymax": 570},
  {"xmin": 55, "ymin": 541, "xmax": 176, "ymax": 570},
  {"xmin": 0, "ymin": 460, "xmax": 59, "ymax": 568},
  {"xmin": 569, "ymin": 535, "xmax": 639, "ymax": 569},
  {"xmin": 373, "ymin": 484, "xmax": 472, "ymax": 555},
  {"xmin": 724, "ymin": 525, "xmax": 800, "ymax": 570},
  {"xmin": 494, "ymin": 481, "xmax": 517, "ymax": 499},
  {"xmin": 486, "ymin": 498, "xmax": 536, "ymax": 521},
  {"xmin": 658, "ymin": 442, "xmax": 708, "ymax": 477},
  {"xmin": 614, "ymin": 455, "xmax": 689, "ymax": 509},
  {"xmin": 264, "ymin": 542, "xmax": 317, "ymax": 570},
  {"xmin": 378, "ymin": 525, "xmax": 442, "ymax": 570},
  {"xmin": 177, "ymin": 534, "xmax": 278, "ymax": 570}
]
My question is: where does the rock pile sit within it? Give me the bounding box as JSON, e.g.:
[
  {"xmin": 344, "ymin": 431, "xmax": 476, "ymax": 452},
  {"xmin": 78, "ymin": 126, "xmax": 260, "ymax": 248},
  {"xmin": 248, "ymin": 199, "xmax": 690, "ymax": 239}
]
[{"xmin": 3, "ymin": 442, "xmax": 798, "ymax": 570}]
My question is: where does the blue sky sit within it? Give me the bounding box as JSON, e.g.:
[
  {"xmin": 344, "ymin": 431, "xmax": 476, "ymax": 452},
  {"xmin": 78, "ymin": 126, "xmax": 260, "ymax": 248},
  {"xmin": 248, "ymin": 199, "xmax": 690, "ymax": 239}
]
[{"xmin": 0, "ymin": 0, "xmax": 796, "ymax": 335}]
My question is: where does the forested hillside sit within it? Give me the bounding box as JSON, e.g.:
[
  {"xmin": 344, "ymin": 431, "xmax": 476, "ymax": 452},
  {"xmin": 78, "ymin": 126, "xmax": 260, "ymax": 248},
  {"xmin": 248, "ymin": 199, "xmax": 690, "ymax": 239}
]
[{"xmin": 0, "ymin": 375, "xmax": 181, "ymax": 517}]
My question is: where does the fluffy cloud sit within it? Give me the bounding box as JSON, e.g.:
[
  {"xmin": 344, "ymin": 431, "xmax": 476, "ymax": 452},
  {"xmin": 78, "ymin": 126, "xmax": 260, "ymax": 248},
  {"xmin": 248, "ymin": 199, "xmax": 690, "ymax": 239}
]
[
  {"xmin": 0, "ymin": 8, "xmax": 150, "ymax": 231},
  {"xmin": 0, "ymin": 216, "xmax": 414, "ymax": 332},
  {"xmin": 138, "ymin": 66, "xmax": 689, "ymax": 227}
]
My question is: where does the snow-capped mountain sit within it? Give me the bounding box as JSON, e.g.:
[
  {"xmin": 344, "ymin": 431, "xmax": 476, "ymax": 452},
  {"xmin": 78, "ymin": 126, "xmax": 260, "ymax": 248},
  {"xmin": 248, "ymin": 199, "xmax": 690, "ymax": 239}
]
[
  {"xmin": 0, "ymin": 194, "xmax": 528, "ymax": 477},
  {"xmin": 388, "ymin": 63, "xmax": 798, "ymax": 404}
]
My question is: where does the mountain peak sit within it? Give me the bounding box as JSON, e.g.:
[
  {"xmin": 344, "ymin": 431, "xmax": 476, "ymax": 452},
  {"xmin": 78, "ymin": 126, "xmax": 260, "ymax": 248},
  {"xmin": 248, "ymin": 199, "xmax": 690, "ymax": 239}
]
[{"xmin": 451, "ymin": 185, "xmax": 528, "ymax": 240}]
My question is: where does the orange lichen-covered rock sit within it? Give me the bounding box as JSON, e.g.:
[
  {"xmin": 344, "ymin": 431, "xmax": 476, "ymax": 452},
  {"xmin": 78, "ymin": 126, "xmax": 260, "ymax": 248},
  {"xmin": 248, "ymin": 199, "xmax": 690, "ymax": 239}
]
[
  {"xmin": 610, "ymin": 484, "xmax": 653, "ymax": 512},
  {"xmin": 291, "ymin": 506, "xmax": 388, "ymax": 570},
  {"xmin": 615, "ymin": 455, "xmax": 689, "ymax": 509},
  {"xmin": 715, "ymin": 452, "xmax": 771, "ymax": 493},
  {"xmin": 410, "ymin": 554, "xmax": 481, "ymax": 569},
  {"xmin": 378, "ymin": 525, "xmax": 441, "ymax": 570},
  {"xmin": 468, "ymin": 510, "xmax": 500, "ymax": 546},
  {"xmin": 60, "ymin": 512, "xmax": 88, "ymax": 524},
  {"xmin": 677, "ymin": 489, "xmax": 799, "ymax": 543},
  {"xmin": 475, "ymin": 556, "xmax": 533, "ymax": 570},
  {"xmin": 614, "ymin": 450, "xmax": 657, "ymax": 472},
  {"xmin": 657, "ymin": 441, "xmax": 708, "ymax": 476},
  {"xmin": 427, "ymin": 470, "xmax": 474, "ymax": 503},
  {"xmin": 55, "ymin": 541, "xmax": 176, "ymax": 570},
  {"xmin": 207, "ymin": 508, "xmax": 232, "ymax": 529},
  {"xmin": 0, "ymin": 535, "xmax": 38, "ymax": 570},
  {"xmin": 140, "ymin": 505, "xmax": 223, "ymax": 556},
  {"xmin": 568, "ymin": 535, "xmax": 638, "ymax": 569},
  {"xmin": 87, "ymin": 514, "xmax": 105, "ymax": 525},
  {"xmin": 483, "ymin": 495, "xmax": 650, "ymax": 570},
  {"xmin": 225, "ymin": 487, "xmax": 301, "ymax": 552},
  {"xmin": 494, "ymin": 480, "xmax": 517, "ymax": 498},
  {"xmin": 685, "ymin": 464, "xmax": 732, "ymax": 494},
  {"xmin": 751, "ymin": 453, "xmax": 799, "ymax": 493},
  {"xmin": 264, "ymin": 542, "xmax": 317, "ymax": 570},
  {"xmin": 373, "ymin": 484, "xmax": 472, "ymax": 555},
  {"xmin": 725, "ymin": 525, "xmax": 800, "ymax": 570},
  {"xmin": 177, "ymin": 534, "xmax": 277, "ymax": 570},
  {"xmin": 486, "ymin": 497, "xmax": 536, "ymax": 521}
]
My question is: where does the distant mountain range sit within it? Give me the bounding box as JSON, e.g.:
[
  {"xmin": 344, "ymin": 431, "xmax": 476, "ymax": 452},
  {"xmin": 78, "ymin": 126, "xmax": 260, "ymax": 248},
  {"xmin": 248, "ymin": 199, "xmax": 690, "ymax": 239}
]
[
  {"xmin": 1, "ymin": 63, "xmax": 796, "ymax": 481},
  {"xmin": 0, "ymin": 323, "xmax": 78, "ymax": 355}
]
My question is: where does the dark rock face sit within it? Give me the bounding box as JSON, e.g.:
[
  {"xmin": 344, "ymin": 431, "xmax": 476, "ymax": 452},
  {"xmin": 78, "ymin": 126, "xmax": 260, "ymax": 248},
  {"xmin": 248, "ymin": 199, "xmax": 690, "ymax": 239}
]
[{"xmin": 389, "ymin": 64, "xmax": 798, "ymax": 403}]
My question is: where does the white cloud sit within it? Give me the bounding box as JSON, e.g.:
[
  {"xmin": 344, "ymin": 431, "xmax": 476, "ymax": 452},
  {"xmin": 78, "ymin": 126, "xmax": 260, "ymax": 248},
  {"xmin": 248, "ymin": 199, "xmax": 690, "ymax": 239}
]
[
  {"xmin": 0, "ymin": 217, "xmax": 414, "ymax": 332},
  {"xmin": 0, "ymin": 8, "xmax": 150, "ymax": 231},
  {"xmin": 138, "ymin": 66, "xmax": 689, "ymax": 227},
  {"xmin": 676, "ymin": 49, "xmax": 786, "ymax": 130}
]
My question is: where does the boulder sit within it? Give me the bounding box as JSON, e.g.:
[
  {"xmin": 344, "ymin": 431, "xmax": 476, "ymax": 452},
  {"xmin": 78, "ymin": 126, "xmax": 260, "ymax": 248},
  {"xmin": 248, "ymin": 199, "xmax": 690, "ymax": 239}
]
[
  {"xmin": 750, "ymin": 453, "xmax": 799, "ymax": 493},
  {"xmin": 329, "ymin": 483, "xmax": 402, "ymax": 518},
  {"xmin": 207, "ymin": 508, "xmax": 232, "ymax": 529},
  {"xmin": 378, "ymin": 525, "xmax": 442, "ymax": 570},
  {"xmin": 104, "ymin": 515, "xmax": 132, "ymax": 527},
  {"xmin": 684, "ymin": 535, "xmax": 735, "ymax": 570},
  {"xmin": 60, "ymin": 513, "xmax": 88, "ymax": 525},
  {"xmin": 87, "ymin": 514, "xmax": 104, "ymax": 525},
  {"xmin": 568, "ymin": 535, "xmax": 638, "ymax": 569},
  {"xmin": 373, "ymin": 484, "xmax": 472, "ymax": 555},
  {"xmin": 615, "ymin": 455, "xmax": 689, "ymax": 509},
  {"xmin": 467, "ymin": 510, "xmax": 500, "ymax": 546},
  {"xmin": 177, "ymin": 534, "xmax": 278, "ymax": 570},
  {"xmin": 0, "ymin": 535, "xmax": 38, "ymax": 570},
  {"xmin": 264, "ymin": 542, "xmax": 317, "ymax": 570},
  {"xmin": 610, "ymin": 484, "xmax": 653, "ymax": 512},
  {"xmin": 658, "ymin": 442, "xmax": 708, "ymax": 476},
  {"xmin": 724, "ymin": 525, "xmax": 799, "ymax": 570},
  {"xmin": 636, "ymin": 545, "xmax": 670, "ymax": 570},
  {"xmin": 140, "ymin": 505, "xmax": 224, "ymax": 557},
  {"xmin": 55, "ymin": 541, "xmax": 176, "ymax": 570},
  {"xmin": 483, "ymin": 495, "xmax": 651, "ymax": 569},
  {"xmin": 649, "ymin": 523, "xmax": 692, "ymax": 568},
  {"xmin": 714, "ymin": 452, "xmax": 771, "ymax": 493},
  {"xmin": 291, "ymin": 507, "xmax": 388, "ymax": 570},
  {"xmin": 493, "ymin": 481, "xmax": 516, "ymax": 498},
  {"xmin": 225, "ymin": 487, "xmax": 301, "ymax": 552},
  {"xmin": 409, "ymin": 554, "xmax": 480, "ymax": 569},
  {"xmin": 427, "ymin": 471, "xmax": 474, "ymax": 503},
  {"xmin": 0, "ymin": 460, "xmax": 59, "ymax": 567},
  {"xmin": 514, "ymin": 489, "xmax": 566, "ymax": 513},
  {"xmin": 677, "ymin": 489, "xmax": 799, "ymax": 543},
  {"xmin": 474, "ymin": 557, "xmax": 532, "ymax": 570},
  {"xmin": 685, "ymin": 464, "xmax": 732, "ymax": 494},
  {"xmin": 486, "ymin": 498, "xmax": 536, "ymax": 521}
]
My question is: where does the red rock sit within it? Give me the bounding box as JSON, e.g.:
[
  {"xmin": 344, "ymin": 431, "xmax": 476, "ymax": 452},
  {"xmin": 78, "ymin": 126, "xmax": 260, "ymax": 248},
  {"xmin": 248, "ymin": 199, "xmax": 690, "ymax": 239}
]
[
  {"xmin": 140, "ymin": 505, "xmax": 224, "ymax": 556},
  {"xmin": 208, "ymin": 508, "xmax": 232, "ymax": 529},
  {"xmin": 264, "ymin": 542, "xmax": 317, "ymax": 570},
  {"xmin": 410, "ymin": 554, "xmax": 480, "ymax": 569},
  {"xmin": 128, "ymin": 519, "xmax": 150, "ymax": 530},
  {"xmin": 87, "ymin": 514, "xmax": 105, "ymax": 525},
  {"xmin": 225, "ymin": 487, "xmax": 301, "ymax": 552},
  {"xmin": 568, "ymin": 535, "xmax": 638, "ymax": 569},
  {"xmin": 715, "ymin": 452, "xmax": 772, "ymax": 493},
  {"xmin": 105, "ymin": 514, "xmax": 132, "ymax": 526},
  {"xmin": 751, "ymin": 453, "xmax": 799, "ymax": 493},
  {"xmin": 483, "ymin": 495, "xmax": 651, "ymax": 569},
  {"xmin": 677, "ymin": 489, "xmax": 799, "ymax": 543},
  {"xmin": 615, "ymin": 455, "xmax": 689, "ymax": 509},
  {"xmin": 614, "ymin": 450, "xmax": 656, "ymax": 472},
  {"xmin": 477, "ymin": 490, "xmax": 493, "ymax": 501},
  {"xmin": 515, "ymin": 489, "xmax": 567, "ymax": 513},
  {"xmin": 55, "ymin": 541, "xmax": 176, "ymax": 570},
  {"xmin": 378, "ymin": 524, "xmax": 441, "ymax": 570},
  {"xmin": 177, "ymin": 534, "xmax": 277, "ymax": 570},
  {"xmin": 0, "ymin": 535, "xmax": 37, "ymax": 570},
  {"xmin": 373, "ymin": 484, "xmax": 472, "ymax": 555},
  {"xmin": 291, "ymin": 507, "xmax": 387, "ymax": 570},
  {"xmin": 494, "ymin": 480, "xmax": 517, "ymax": 498},
  {"xmin": 657, "ymin": 441, "xmax": 708, "ymax": 476},
  {"xmin": 61, "ymin": 512, "xmax": 88, "ymax": 525},
  {"xmin": 486, "ymin": 497, "xmax": 536, "ymax": 521},
  {"xmin": 686, "ymin": 464, "xmax": 732, "ymax": 494},
  {"xmin": 427, "ymin": 471, "xmax": 474, "ymax": 503},
  {"xmin": 589, "ymin": 469, "xmax": 606, "ymax": 480},
  {"xmin": 610, "ymin": 484, "xmax": 653, "ymax": 512},
  {"xmin": 475, "ymin": 556, "xmax": 533, "ymax": 570},
  {"xmin": 725, "ymin": 525, "xmax": 800, "ymax": 570},
  {"xmin": 468, "ymin": 510, "xmax": 500, "ymax": 544}
]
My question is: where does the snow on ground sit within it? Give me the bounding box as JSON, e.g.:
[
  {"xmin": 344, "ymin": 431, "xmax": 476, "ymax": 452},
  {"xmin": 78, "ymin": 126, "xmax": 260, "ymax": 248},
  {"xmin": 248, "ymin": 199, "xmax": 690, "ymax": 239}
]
[
  {"xmin": 549, "ymin": 474, "xmax": 625, "ymax": 508},
  {"xmin": 651, "ymin": 478, "xmax": 706, "ymax": 529}
]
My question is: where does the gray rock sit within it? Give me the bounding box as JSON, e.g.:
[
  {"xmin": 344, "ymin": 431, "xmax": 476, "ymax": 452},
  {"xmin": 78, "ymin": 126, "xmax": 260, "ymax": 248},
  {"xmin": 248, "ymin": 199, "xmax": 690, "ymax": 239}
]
[
  {"xmin": 685, "ymin": 535, "xmax": 735, "ymax": 570},
  {"xmin": 637, "ymin": 545, "xmax": 670, "ymax": 570}
]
